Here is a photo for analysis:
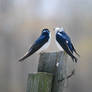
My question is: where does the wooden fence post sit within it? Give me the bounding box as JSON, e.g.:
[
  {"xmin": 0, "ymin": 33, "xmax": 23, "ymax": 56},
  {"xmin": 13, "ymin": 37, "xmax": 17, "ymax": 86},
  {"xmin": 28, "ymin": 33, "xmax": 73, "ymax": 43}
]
[
  {"xmin": 26, "ymin": 51, "xmax": 68, "ymax": 92},
  {"xmin": 26, "ymin": 72, "xmax": 53, "ymax": 92},
  {"xmin": 38, "ymin": 51, "xmax": 67, "ymax": 92}
]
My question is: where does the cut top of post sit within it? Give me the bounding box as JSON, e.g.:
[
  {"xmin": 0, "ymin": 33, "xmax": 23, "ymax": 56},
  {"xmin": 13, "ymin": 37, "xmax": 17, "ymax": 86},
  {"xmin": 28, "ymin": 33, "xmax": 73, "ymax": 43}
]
[{"xmin": 38, "ymin": 51, "xmax": 67, "ymax": 75}]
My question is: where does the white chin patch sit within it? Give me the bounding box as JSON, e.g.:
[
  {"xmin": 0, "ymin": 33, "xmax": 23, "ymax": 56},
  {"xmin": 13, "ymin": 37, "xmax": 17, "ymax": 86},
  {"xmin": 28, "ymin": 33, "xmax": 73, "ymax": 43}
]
[
  {"xmin": 55, "ymin": 28, "xmax": 60, "ymax": 32},
  {"xmin": 60, "ymin": 27, "xmax": 64, "ymax": 32}
]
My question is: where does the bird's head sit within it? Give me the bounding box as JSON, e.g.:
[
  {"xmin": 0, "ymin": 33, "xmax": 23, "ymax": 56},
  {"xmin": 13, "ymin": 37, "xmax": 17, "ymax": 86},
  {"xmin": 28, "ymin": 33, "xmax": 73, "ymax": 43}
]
[
  {"xmin": 60, "ymin": 27, "xmax": 64, "ymax": 32},
  {"xmin": 54, "ymin": 27, "xmax": 64, "ymax": 33},
  {"xmin": 42, "ymin": 28, "xmax": 50, "ymax": 35},
  {"xmin": 54, "ymin": 27, "xmax": 61, "ymax": 34}
]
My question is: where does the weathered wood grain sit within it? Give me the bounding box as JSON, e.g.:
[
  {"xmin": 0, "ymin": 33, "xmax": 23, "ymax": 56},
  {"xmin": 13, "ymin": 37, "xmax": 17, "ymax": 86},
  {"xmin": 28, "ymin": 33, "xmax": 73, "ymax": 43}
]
[
  {"xmin": 26, "ymin": 72, "xmax": 53, "ymax": 92},
  {"xmin": 38, "ymin": 51, "xmax": 68, "ymax": 92}
]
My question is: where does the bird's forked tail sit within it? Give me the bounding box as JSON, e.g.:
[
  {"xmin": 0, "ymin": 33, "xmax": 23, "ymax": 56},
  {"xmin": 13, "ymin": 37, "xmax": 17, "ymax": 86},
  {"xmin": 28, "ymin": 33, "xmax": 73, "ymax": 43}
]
[
  {"xmin": 72, "ymin": 55, "xmax": 78, "ymax": 63},
  {"xmin": 19, "ymin": 51, "xmax": 32, "ymax": 62}
]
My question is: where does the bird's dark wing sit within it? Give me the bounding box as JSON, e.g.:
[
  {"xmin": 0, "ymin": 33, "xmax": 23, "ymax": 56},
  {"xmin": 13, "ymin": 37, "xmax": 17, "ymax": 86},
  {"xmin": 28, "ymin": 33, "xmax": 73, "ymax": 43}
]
[
  {"xmin": 19, "ymin": 35, "xmax": 49, "ymax": 62},
  {"xmin": 60, "ymin": 31, "xmax": 71, "ymax": 41},
  {"xmin": 56, "ymin": 33, "xmax": 77, "ymax": 63},
  {"xmin": 66, "ymin": 38, "xmax": 80, "ymax": 57},
  {"xmin": 70, "ymin": 42, "xmax": 80, "ymax": 57},
  {"xmin": 29, "ymin": 35, "xmax": 49, "ymax": 53},
  {"xmin": 60, "ymin": 31, "xmax": 73, "ymax": 53},
  {"xmin": 65, "ymin": 40, "xmax": 78, "ymax": 63},
  {"xmin": 67, "ymin": 41, "xmax": 73, "ymax": 53},
  {"xmin": 61, "ymin": 31, "xmax": 80, "ymax": 57}
]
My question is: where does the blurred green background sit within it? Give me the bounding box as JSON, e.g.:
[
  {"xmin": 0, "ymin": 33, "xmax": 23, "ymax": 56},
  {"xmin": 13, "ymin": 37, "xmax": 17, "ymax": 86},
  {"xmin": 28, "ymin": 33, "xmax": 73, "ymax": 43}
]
[{"xmin": 0, "ymin": 0, "xmax": 92, "ymax": 92}]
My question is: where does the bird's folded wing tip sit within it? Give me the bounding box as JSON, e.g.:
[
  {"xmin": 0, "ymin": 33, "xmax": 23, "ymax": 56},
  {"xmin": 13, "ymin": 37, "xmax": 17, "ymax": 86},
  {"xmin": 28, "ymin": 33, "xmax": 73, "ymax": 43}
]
[{"xmin": 18, "ymin": 57, "xmax": 24, "ymax": 62}]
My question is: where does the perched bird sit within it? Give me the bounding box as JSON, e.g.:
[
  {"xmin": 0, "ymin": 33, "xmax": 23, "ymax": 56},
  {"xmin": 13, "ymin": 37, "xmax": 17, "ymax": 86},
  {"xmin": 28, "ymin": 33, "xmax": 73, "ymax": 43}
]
[
  {"xmin": 55, "ymin": 27, "xmax": 80, "ymax": 63},
  {"xmin": 19, "ymin": 28, "xmax": 51, "ymax": 62}
]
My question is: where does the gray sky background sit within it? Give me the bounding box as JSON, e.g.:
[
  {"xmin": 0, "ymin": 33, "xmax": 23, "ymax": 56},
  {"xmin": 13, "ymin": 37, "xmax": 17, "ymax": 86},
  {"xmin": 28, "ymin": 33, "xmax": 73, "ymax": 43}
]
[{"xmin": 0, "ymin": 0, "xmax": 92, "ymax": 92}]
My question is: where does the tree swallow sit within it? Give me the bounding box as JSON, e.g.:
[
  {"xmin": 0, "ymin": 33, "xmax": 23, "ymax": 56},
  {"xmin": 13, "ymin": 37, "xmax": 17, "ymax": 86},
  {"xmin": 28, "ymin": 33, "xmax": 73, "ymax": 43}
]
[
  {"xmin": 19, "ymin": 28, "xmax": 51, "ymax": 62},
  {"xmin": 55, "ymin": 27, "xmax": 80, "ymax": 63}
]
